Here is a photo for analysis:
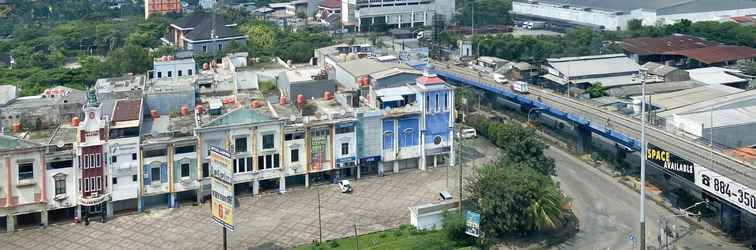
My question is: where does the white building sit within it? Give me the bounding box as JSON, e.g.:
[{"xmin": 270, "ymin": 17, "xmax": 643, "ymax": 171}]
[
  {"xmin": 513, "ymin": 0, "xmax": 756, "ymax": 31},
  {"xmin": 108, "ymin": 99, "xmax": 143, "ymax": 212},
  {"xmin": 341, "ymin": 0, "xmax": 455, "ymax": 31},
  {"xmin": 149, "ymin": 52, "xmax": 196, "ymax": 80}
]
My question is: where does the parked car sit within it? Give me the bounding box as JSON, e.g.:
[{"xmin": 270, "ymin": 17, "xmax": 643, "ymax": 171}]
[
  {"xmin": 338, "ymin": 180, "xmax": 353, "ymax": 193},
  {"xmin": 460, "ymin": 128, "xmax": 477, "ymax": 139}
]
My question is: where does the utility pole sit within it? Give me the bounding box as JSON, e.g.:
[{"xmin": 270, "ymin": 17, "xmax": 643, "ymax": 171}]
[
  {"xmin": 317, "ymin": 188, "xmax": 323, "ymax": 243},
  {"xmin": 458, "ymin": 126, "xmax": 464, "ymax": 215},
  {"xmin": 354, "ymin": 224, "xmax": 359, "ymax": 249},
  {"xmin": 639, "ymin": 67, "xmax": 648, "ymax": 250}
]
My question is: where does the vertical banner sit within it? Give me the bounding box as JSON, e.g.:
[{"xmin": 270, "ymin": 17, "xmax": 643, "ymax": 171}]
[
  {"xmin": 210, "ymin": 146, "xmax": 235, "ymax": 231},
  {"xmin": 465, "ymin": 211, "xmax": 481, "ymax": 237}
]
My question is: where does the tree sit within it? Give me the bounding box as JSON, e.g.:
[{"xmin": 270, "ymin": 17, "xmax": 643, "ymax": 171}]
[
  {"xmin": 466, "ymin": 165, "xmax": 564, "ymax": 238},
  {"xmin": 456, "ymin": 0, "xmax": 513, "ymax": 26},
  {"xmin": 585, "ymin": 82, "xmax": 605, "ymax": 98},
  {"xmin": 240, "ymin": 22, "xmax": 277, "ymax": 57}
]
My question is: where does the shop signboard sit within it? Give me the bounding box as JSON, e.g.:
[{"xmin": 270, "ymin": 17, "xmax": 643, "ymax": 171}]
[{"xmin": 210, "ymin": 146, "xmax": 235, "ymax": 231}]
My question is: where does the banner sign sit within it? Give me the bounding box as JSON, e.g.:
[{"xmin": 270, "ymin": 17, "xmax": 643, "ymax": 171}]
[
  {"xmin": 646, "ymin": 144, "xmax": 695, "ymax": 182},
  {"xmin": 465, "ymin": 211, "xmax": 481, "ymax": 238},
  {"xmin": 696, "ymin": 165, "xmax": 756, "ymax": 216},
  {"xmin": 210, "ymin": 146, "xmax": 235, "ymax": 231}
]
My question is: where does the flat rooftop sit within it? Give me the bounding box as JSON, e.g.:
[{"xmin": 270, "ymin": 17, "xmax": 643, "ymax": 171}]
[
  {"xmin": 547, "ymin": 54, "xmax": 640, "ymax": 78},
  {"xmin": 649, "ymin": 84, "xmax": 744, "ymax": 111}
]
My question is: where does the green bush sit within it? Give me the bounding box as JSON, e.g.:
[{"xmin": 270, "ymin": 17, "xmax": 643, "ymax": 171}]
[
  {"xmin": 329, "ymin": 240, "xmax": 339, "ymax": 248},
  {"xmin": 258, "ymin": 80, "xmax": 276, "ymax": 94}
]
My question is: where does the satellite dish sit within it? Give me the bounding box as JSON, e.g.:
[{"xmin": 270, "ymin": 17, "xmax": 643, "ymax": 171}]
[{"xmin": 55, "ymin": 140, "xmax": 65, "ymax": 148}]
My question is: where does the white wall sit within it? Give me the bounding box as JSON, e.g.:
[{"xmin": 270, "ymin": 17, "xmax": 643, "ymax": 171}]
[
  {"xmin": 46, "ymin": 166, "xmax": 77, "ymax": 210},
  {"xmin": 110, "ymin": 138, "xmax": 140, "ymax": 201},
  {"xmin": 283, "ymin": 135, "xmax": 306, "ymax": 176},
  {"xmin": 658, "ymin": 8, "xmax": 756, "ymax": 25}
]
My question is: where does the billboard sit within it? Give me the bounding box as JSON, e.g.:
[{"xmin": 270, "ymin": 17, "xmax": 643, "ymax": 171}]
[
  {"xmin": 696, "ymin": 165, "xmax": 756, "ymax": 216},
  {"xmin": 465, "ymin": 211, "xmax": 481, "ymax": 237},
  {"xmin": 646, "ymin": 144, "xmax": 695, "ymax": 182},
  {"xmin": 210, "ymin": 146, "xmax": 235, "ymax": 231}
]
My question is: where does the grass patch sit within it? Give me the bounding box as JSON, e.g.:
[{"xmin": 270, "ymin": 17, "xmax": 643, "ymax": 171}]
[{"xmin": 292, "ymin": 225, "xmax": 469, "ymax": 250}]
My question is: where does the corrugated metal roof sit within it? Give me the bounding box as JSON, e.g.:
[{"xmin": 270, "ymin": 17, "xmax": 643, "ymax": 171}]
[
  {"xmin": 687, "ymin": 67, "xmax": 747, "ymax": 85},
  {"xmin": 649, "ymin": 84, "xmax": 743, "ymax": 110},
  {"xmin": 675, "ymin": 105, "xmax": 756, "ymax": 128},
  {"xmin": 658, "ymin": 89, "xmax": 756, "ymax": 117},
  {"xmin": 663, "ymin": 45, "xmax": 756, "ymax": 64},
  {"xmin": 622, "ymin": 35, "xmax": 717, "ymax": 55},
  {"xmin": 547, "ymin": 54, "xmax": 639, "ymax": 78}
]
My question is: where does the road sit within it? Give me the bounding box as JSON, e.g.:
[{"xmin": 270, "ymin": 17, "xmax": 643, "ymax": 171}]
[
  {"xmin": 548, "ymin": 146, "xmax": 742, "ymax": 250},
  {"xmin": 434, "ymin": 63, "xmax": 756, "ymax": 198}
]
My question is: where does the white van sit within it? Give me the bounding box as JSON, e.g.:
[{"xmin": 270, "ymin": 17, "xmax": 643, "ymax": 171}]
[
  {"xmin": 461, "ymin": 128, "xmax": 477, "ymax": 139},
  {"xmin": 492, "ymin": 73, "xmax": 507, "ymax": 84}
]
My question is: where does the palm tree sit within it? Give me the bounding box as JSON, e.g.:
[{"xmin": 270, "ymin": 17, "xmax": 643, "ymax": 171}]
[{"xmin": 526, "ymin": 185, "xmax": 565, "ymax": 231}]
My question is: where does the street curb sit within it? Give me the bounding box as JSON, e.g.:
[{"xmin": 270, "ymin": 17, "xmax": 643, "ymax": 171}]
[{"xmin": 532, "ymin": 128, "xmax": 743, "ymax": 245}]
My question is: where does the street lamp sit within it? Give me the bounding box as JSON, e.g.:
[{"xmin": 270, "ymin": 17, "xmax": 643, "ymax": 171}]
[{"xmin": 638, "ymin": 66, "xmax": 649, "ymax": 250}]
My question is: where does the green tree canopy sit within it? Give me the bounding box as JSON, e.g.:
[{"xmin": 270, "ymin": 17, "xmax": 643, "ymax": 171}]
[{"xmin": 456, "ymin": 0, "xmax": 513, "ymax": 26}]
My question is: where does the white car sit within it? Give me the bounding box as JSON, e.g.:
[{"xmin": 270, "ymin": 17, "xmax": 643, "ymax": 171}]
[
  {"xmin": 338, "ymin": 180, "xmax": 353, "ymax": 193},
  {"xmin": 460, "ymin": 128, "xmax": 477, "ymax": 139}
]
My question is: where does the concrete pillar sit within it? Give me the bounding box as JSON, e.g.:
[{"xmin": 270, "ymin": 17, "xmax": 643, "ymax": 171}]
[
  {"xmin": 169, "ymin": 193, "xmax": 176, "ymax": 208},
  {"xmin": 305, "ymin": 173, "xmax": 310, "ymax": 187},
  {"xmin": 434, "ymin": 156, "xmax": 438, "ymax": 168},
  {"xmin": 575, "ymin": 125, "xmax": 593, "ymax": 154},
  {"xmin": 279, "ymin": 176, "xmax": 286, "ymax": 193},
  {"xmin": 138, "ymin": 196, "xmax": 144, "ymax": 212},
  {"xmin": 6, "ymin": 214, "xmax": 15, "ymax": 232},
  {"xmin": 252, "ymin": 180, "xmax": 260, "ymax": 195},
  {"xmin": 75, "ymin": 205, "xmax": 82, "ymax": 219},
  {"xmin": 393, "ymin": 160, "xmax": 399, "ymax": 174},
  {"xmin": 419, "ymin": 155, "xmax": 426, "ymax": 171},
  {"xmin": 356, "ymin": 166, "xmax": 361, "ymax": 179},
  {"xmin": 378, "ymin": 162, "xmax": 385, "ymax": 177},
  {"xmin": 106, "ymin": 201, "xmax": 114, "ymax": 217},
  {"xmin": 398, "ymin": 14, "xmax": 402, "ymax": 29},
  {"xmin": 41, "ymin": 209, "xmax": 48, "ymax": 227}
]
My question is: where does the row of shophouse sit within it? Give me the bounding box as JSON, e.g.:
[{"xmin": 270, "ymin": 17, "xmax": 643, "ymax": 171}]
[{"xmin": 0, "ymin": 44, "xmax": 455, "ymax": 232}]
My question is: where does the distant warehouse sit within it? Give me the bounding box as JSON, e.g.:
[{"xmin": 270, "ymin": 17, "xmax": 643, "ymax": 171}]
[{"xmin": 513, "ymin": 0, "xmax": 756, "ymax": 30}]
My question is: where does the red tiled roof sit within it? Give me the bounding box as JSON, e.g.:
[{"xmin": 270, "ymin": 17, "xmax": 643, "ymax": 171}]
[
  {"xmin": 622, "ymin": 35, "xmax": 718, "ymax": 55},
  {"xmin": 112, "ymin": 99, "xmax": 142, "ymax": 122},
  {"xmin": 319, "ymin": 0, "xmax": 341, "ymax": 9},
  {"xmin": 417, "ymin": 76, "xmax": 445, "ymax": 85},
  {"xmin": 662, "ymin": 45, "xmax": 756, "ymax": 64},
  {"xmin": 731, "ymin": 16, "xmax": 755, "ymax": 23}
]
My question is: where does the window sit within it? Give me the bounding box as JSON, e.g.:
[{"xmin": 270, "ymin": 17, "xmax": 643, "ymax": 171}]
[
  {"xmin": 96, "ymin": 153, "xmax": 102, "ymax": 168},
  {"xmin": 257, "ymin": 156, "xmax": 264, "ymax": 170},
  {"xmin": 175, "ymin": 145, "xmax": 195, "ymax": 154},
  {"xmin": 151, "ymin": 167, "xmax": 160, "ymax": 184},
  {"xmin": 55, "ymin": 178, "xmax": 66, "ymax": 195},
  {"xmin": 202, "ymin": 45, "xmax": 208, "ymax": 53},
  {"xmin": 112, "ymin": 177, "xmax": 118, "ymax": 185},
  {"xmin": 168, "ymin": 71, "xmax": 172, "ymax": 77},
  {"xmin": 262, "ymin": 134, "xmax": 274, "ymax": 149},
  {"xmin": 48, "ymin": 160, "xmax": 73, "ymax": 170},
  {"xmin": 426, "ymin": 95, "xmax": 430, "ymax": 112},
  {"xmin": 96, "ymin": 176, "xmax": 102, "ymax": 191},
  {"xmin": 236, "ymin": 159, "xmax": 246, "ymax": 173},
  {"xmin": 218, "ymin": 44, "xmax": 223, "ymax": 50},
  {"xmin": 234, "ymin": 137, "xmax": 248, "ymax": 153},
  {"xmin": 144, "ymin": 149, "xmax": 167, "ymax": 158},
  {"xmin": 341, "ymin": 143, "xmax": 349, "ymax": 155},
  {"xmin": 84, "ymin": 178, "xmax": 89, "ymax": 192},
  {"xmin": 157, "ymin": 71, "xmax": 162, "ymax": 78},
  {"xmin": 132, "ymin": 153, "xmax": 138, "ymax": 160},
  {"xmin": 202, "ymin": 162, "xmax": 209, "ymax": 178},
  {"xmin": 285, "ymin": 132, "xmax": 304, "ymax": 141},
  {"xmin": 18, "ymin": 162, "xmax": 34, "ymax": 180},
  {"xmin": 435, "ymin": 93, "xmax": 440, "ymax": 112},
  {"xmin": 335, "ymin": 125, "xmax": 354, "ymax": 134},
  {"xmin": 111, "ymin": 155, "xmax": 117, "ymax": 163},
  {"xmin": 132, "ymin": 175, "xmax": 138, "ymax": 182},
  {"xmin": 178, "ymin": 70, "xmax": 183, "ymax": 77},
  {"xmin": 291, "ymin": 149, "xmax": 299, "ymax": 162},
  {"xmin": 188, "ymin": 69, "xmax": 193, "ymax": 76},
  {"xmin": 443, "ymin": 93, "xmax": 448, "ymax": 110},
  {"xmin": 265, "ymin": 155, "xmax": 272, "ymax": 169},
  {"xmin": 273, "ymin": 154, "xmax": 279, "ymax": 168},
  {"xmin": 181, "ymin": 163, "xmax": 190, "ymax": 177}
]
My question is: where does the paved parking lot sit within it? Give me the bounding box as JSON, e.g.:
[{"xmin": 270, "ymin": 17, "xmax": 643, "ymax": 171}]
[{"xmin": 0, "ymin": 138, "xmax": 499, "ymax": 250}]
